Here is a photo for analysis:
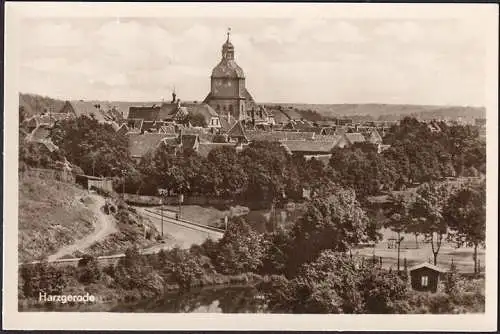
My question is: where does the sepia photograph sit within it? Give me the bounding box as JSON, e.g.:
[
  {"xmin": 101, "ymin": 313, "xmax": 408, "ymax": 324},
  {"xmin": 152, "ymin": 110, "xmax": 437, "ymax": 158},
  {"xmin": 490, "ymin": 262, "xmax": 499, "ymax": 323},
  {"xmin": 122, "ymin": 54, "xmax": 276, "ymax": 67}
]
[{"xmin": 3, "ymin": 2, "xmax": 498, "ymax": 331}]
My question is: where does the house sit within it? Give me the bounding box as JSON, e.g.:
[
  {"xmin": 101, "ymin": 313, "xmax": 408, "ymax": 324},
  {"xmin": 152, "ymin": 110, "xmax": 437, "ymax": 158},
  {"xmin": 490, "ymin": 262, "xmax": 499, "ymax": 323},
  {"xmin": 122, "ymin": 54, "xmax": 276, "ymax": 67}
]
[
  {"xmin": 245, "ymin": 130, "xmax": 316, "ymax": 142},
  {"xmin": 281, "ymin": 140, "xmax": 337, "ymax": 159},
  {"xmin": 116, "ymin": 123, "xmax": 130, "ymax": 136},
  {"xmin": 69, "ymin": 100, "xmax": 109, "ymax": 123},
  {"xmin": 128, "ymin": 133, "xmax": 168, "ymax": 161},
  {"xmin": 184, "ymin": 102, "xmax": 221, "ymax": 129},
  {"xmin": 366, "ymin": 129, "xmax": 383, "ymax": 145},
  {"xmin": 180, "ymin": 134, "xmax": 200, "ymax": 152},
  {"xmin": 408, "ymin": 262, "xmax": 446, "ymax": 293},
  {"xmin": 268, "ymin": 108, "xmax": 291, "ymax": 125},
  {"xmin": 345, "ymin": 132, "xmax": 366, "ymax": 145},
  {"xmin": 227, "ymin": 121, "xmax": 248, "ymax": 144},
  {"xmin": 197, "ymin": 142, "xmax": 237, "ymax": 158},
  {"xmin": 25, "ymin": 124, "xmax": 59, "ymax": 152},
  {"xmin": 75, "ymin": 174, "xmax": 114, "ymax": 193}
]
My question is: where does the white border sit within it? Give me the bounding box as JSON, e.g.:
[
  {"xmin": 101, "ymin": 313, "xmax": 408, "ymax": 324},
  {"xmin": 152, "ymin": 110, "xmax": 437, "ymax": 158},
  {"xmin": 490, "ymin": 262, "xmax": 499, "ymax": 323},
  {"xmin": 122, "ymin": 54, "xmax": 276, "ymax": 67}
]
[{"xmin": 3, "ymin": 2, "xmax": 498, "ymax": 331}]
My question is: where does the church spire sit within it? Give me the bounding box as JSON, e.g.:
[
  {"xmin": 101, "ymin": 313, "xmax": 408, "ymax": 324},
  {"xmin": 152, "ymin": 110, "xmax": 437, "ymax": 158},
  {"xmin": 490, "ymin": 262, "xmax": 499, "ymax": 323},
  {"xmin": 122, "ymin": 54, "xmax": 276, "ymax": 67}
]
[{"xmin": 222, "ymin": 27, "xmax": 234, "ymax": 60}]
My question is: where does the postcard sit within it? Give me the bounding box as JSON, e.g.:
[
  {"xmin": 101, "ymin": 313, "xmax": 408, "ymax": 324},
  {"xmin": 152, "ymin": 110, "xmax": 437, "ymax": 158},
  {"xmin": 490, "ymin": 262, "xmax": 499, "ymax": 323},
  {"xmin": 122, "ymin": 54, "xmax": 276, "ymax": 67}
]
[{"xmin": 3, "ymin": 1, "xmax": 498, "ymax": 331}]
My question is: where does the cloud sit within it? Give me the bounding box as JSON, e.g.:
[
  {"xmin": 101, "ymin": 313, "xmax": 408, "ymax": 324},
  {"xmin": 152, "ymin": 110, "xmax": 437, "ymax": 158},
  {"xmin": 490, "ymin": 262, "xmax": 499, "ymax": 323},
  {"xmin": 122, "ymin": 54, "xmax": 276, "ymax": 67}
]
[
  {"xmin": 374, "ymin": 21, "xmax": 424, "ymax": 43},
  {"xmin": 17, "ymin": 17, "xmax": 489, "ymax": 105}
]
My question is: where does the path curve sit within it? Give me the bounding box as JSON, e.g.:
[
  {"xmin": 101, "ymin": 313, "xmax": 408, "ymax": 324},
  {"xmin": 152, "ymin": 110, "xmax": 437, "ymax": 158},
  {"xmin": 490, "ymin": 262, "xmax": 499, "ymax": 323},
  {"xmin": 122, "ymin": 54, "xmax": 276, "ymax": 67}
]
[{"xmin": 47, "ymin": 194, "xmax": 117, "ymax": 261}]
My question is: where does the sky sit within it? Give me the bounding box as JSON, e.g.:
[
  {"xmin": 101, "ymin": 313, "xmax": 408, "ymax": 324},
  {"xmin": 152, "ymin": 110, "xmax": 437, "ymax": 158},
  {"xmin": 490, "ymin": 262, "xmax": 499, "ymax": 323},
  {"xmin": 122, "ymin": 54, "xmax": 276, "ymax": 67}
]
[{"xmin": 18, "ymin": 16, "xmax": 488, "ymax": 106}]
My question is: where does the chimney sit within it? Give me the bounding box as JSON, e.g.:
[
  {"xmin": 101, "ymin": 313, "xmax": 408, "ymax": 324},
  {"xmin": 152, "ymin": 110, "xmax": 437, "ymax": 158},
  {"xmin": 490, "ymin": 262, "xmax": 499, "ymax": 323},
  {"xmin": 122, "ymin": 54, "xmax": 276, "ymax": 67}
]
[
  {"xmin": 172, "ymin": 92, "xmax": 177, "ymax": 103},
  {"xmin": 176, "ymin": 98, "xmax": 181, "ymax": 109}
]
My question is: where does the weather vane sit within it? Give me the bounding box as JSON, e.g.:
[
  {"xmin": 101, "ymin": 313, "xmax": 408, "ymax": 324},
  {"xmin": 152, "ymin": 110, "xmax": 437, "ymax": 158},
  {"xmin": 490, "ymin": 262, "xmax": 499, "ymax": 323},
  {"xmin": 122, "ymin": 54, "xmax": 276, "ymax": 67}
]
[{"xmin": 227, "ymin": 27, "xmax": 231, "ymax": 40}]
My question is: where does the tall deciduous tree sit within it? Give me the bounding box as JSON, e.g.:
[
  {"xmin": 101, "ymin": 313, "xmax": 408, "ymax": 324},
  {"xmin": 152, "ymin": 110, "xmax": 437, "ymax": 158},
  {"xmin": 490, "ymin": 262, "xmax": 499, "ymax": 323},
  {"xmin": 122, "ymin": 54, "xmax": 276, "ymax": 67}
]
[
  {"xmin": 411, "ymin": 182, "xmax": 456, "ymax": 265},
  {"xmin": 444, "ymin": 181, "xmax": 486, "ymax": 273}
]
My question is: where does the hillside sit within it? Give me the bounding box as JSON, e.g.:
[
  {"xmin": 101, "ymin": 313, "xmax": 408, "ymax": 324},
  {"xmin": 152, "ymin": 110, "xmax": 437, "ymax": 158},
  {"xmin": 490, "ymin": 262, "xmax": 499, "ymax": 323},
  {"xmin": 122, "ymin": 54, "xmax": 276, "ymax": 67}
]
[
  {"xmin": 18, "ymin": 176, "xmax": 98, "ymax": 262},
  {"xmin": 18, "ymin": 174, "xmax": 161, "ymax": 262},
  {"xmin": 265, "ymin": 103, "xmax": 486, "ymax": 121}
]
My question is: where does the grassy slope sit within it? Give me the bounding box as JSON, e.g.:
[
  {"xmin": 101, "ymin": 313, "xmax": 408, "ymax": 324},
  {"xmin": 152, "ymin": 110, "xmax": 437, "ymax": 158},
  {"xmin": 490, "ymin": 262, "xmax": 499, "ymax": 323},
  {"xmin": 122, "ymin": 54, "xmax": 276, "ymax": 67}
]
[
  {"xmin": 82, "ymin": 205, "xmax": 161, "ymax": 257},
  {"xmin": 18, "ymin": 176, "xmax": 97, "ymax": 262}
]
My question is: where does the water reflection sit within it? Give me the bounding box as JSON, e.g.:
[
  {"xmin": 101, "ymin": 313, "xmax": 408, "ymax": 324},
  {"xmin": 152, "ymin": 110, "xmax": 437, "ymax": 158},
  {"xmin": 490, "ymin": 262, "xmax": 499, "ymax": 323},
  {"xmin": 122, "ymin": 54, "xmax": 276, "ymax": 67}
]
[{"xmin": 110, "ymin": 285, "xmax": 267, "ymax": 313}]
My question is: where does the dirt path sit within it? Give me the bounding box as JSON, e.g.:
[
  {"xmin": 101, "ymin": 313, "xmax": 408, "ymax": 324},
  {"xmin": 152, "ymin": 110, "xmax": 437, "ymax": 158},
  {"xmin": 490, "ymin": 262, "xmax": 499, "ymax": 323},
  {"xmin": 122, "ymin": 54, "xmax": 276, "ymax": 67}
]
[{"xmin": 47, "ymin": 194, "xmax": 117, "ymax": 261}]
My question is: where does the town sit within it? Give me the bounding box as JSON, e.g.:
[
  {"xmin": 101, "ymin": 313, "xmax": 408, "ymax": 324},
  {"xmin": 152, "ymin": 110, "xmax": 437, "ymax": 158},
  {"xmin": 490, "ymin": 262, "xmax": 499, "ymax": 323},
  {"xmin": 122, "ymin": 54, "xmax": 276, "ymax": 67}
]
[{"xmin": 18, "ymin": 30, "xmax": 487, "ymax": 314}]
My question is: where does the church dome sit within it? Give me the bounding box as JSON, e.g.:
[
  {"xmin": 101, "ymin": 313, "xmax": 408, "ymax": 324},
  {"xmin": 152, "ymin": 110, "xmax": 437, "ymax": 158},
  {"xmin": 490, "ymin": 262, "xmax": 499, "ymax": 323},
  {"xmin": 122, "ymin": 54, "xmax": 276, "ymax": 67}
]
[
  {"xmin": 211, "ymin": 59, "xmax": 245, "ymax": 78},
  {"xmin": 211, "ymin": 29, "xmax": 245, "ymax": 79}
]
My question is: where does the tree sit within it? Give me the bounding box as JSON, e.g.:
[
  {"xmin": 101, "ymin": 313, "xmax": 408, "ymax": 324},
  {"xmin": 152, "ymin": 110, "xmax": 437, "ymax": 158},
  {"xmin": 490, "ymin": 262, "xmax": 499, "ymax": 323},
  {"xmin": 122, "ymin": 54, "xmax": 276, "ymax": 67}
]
[
  {"xmin": 385, "ymin": 193, "xmax": 412, "ymax": 272},
  {"xmin": 444, "ymin": 181, "xmax": 486, "ymax": 274},
  {"xmin": 162, "ymin": 247, "xmax": 205, "ymax": 290},
  {"xmin": 77, "ymin": 254, "xmax": 101, "ymax": 284},
  {"xmin": 287, "ymin": 187, "xmax": 369, "ymax": 276},
  {"xmin": 214, "ymin": 217, "xmax": 265, "ymax": 275},
  {"xmin": 411, "ymin": 182, "xmax": 456, "ymax": 265},
  {"xmin": 50, "ymin": 116, "xmax": 134, "ymax": 177}
]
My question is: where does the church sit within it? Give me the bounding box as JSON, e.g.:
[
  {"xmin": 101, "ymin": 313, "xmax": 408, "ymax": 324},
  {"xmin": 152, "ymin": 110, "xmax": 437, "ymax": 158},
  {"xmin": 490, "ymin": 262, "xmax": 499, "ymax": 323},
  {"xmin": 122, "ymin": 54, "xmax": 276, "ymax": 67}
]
[
  {"xmin": 203, "ymin": 29, "xmax": 271, "ymax": 124},
  {"xmin": 126, "ymin": 29, "xmax": 272, "ymax": 131}
]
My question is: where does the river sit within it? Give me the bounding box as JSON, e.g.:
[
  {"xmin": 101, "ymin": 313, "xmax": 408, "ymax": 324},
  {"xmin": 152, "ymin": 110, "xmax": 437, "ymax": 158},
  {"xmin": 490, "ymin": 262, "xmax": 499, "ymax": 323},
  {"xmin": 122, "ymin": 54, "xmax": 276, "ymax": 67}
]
[{"xmin": 20, "ymin": 285, "xmax": 268, "ymax": 313}]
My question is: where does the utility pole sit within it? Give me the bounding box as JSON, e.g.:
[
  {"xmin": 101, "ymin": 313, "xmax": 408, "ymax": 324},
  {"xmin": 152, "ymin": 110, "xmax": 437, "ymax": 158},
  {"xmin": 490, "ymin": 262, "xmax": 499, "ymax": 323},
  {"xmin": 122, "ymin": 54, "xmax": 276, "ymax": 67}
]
[
  {"xmin": 396, "ymin": 232, "xmax": 404, "ymax": 273},
  {"xmin": 121, "ymin": 169, "xmax": 127, "ymax": 199},
  {"xmin": 160, "ymin": 197, "xmax": 164, "ymax": 237},
  {"xmin": 178, "ymin": 194, "xmax": 184, "ymax": 220}
]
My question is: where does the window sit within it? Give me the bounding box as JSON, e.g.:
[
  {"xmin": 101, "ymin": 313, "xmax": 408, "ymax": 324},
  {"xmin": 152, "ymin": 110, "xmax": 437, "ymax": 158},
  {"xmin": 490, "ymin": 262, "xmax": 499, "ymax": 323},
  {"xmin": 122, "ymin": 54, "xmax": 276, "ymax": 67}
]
[{"xmin": 421, "ymin": 275, "xmax": 429, "ymax": 287}]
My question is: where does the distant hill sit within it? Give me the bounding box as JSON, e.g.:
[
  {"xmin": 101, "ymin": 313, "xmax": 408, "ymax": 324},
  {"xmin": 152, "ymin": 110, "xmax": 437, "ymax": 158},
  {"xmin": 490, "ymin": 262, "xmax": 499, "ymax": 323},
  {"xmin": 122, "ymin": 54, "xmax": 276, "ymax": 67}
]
[
  {"xmin": 264, "ymin": 103, "xmax": 486, "ymax": 121},
  {"xmin": 20, "ymin": 93, "xmax": 486, "ymax": 122}
]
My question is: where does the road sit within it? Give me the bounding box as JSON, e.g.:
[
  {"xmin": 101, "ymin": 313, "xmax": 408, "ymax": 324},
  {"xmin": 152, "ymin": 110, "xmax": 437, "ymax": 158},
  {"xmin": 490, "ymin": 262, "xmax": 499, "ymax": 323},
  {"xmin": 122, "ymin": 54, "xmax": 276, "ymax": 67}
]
[
  {"xmin": 135, "ymin": 206, "xmax": 223, "ymax": 250},
  {"xmin": 47, "ymin": 194, "xmax": 117, "ymax": 261}
]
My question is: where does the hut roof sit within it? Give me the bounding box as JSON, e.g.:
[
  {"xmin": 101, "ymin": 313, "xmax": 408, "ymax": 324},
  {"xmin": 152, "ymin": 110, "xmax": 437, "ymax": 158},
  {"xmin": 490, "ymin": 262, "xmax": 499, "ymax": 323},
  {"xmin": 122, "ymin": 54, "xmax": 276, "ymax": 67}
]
[{"xmin": 408, "ymin": 262, "xmax": 447, "ymax": 273}]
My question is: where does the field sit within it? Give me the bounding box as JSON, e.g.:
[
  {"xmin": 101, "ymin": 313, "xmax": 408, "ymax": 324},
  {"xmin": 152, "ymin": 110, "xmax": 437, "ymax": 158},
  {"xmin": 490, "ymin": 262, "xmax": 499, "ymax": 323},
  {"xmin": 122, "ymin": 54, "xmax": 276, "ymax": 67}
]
[
  {"xmin": 18, "ymin": 176, "xmax": 97, "ymax": 262},
  {"xmin": 355, "ymin": 228, "xmax": 485, "ymax": 273}
]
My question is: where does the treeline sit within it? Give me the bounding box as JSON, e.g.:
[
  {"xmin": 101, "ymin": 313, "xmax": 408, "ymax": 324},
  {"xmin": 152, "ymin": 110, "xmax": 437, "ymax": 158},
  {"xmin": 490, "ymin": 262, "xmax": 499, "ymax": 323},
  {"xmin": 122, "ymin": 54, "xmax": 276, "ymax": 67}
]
[
  {"xmin": 330, "ymin": 118, "xmax": 485, "ymax": 197},
  {"xmin": 19, "ymin": 116, "xmax": 485, "ymax": 203}
]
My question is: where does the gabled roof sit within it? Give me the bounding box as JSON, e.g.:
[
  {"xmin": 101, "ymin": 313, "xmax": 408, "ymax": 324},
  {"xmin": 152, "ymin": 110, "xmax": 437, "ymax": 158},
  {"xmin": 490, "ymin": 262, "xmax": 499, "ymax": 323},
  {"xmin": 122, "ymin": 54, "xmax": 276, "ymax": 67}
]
[
  {"xmin": 27, "ymin": 125, "xmax": 51, "ymax": 142},
  {"xmin": 197, "ymin": 143, "xmax": 236, "ymax": 158},
  {"xmin": 116, "ymin": 123, "xmax": 129, "ymax": 136},
  {"xmin": 408, "ymin": 262, "xmax": 447, "ymax": 273},
  {"xmin": 128, "ymin": 133, "xmax": 167, "ymax": 158},
  {"xmin": 70, "ymin": 100, "xmax": 107, "ymax": 122},
  {"xmin": 184, "ymin": 102, "xmax": 219, "ymax": 118},
  {"xmin": 159, "ymin": 124, "xmax": 177, "ymax": 135},
  {"xmin": 242, "ymin": 88, "xmax": 256, "ymax": 103},
  {"xmin": 128, "ymin": 105, "xmax": 161, "ymax": 121},
  {"xmin": 246, "ymin": 130, "xmax": 316, "ymax": 142},
  {"xmin": 281, "ymin": 140, "xmax": 337, "ymax": 154},
  {"xmin": 219, "ymin": 115, "xmax": 237, "ymax": 132},
  {"xmin": 141, "ymin": 121, "xmax": 158, "ymax": 133},
  {"xmin": 367, "ymin": 129, "xmax": 383, "ymax": 144},
  {"xmin": 345, "ymin": 132, "xmax": 366, "ymax": 144},
  {"xmin": 227, "ymin": 121, "xmax": 247, "ymax": 139},
  {"xmin": 269, "ymin": 108, "xmax": 291, "ymax": 124}
]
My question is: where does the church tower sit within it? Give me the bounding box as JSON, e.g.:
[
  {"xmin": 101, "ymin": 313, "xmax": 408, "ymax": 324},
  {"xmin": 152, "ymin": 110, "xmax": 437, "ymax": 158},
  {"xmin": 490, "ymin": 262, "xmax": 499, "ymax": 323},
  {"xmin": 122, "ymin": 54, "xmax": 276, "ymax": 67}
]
[{"xmin": 204, "ymin": 29, "xmax": 256, "ymax": 121}]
